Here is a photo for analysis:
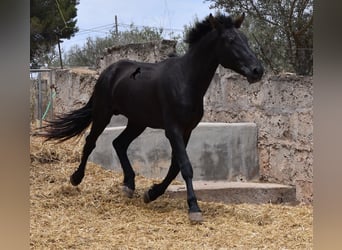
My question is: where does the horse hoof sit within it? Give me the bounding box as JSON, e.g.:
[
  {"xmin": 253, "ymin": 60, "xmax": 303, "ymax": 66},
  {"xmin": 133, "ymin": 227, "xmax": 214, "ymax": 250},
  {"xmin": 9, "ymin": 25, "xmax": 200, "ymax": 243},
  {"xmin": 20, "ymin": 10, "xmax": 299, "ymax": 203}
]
[
  {"xmin": 122, "ymin": 186, "xmax": 134, "ymax": 198},
  {"xmin": 70, "ymin": 174, "xmax": 81, "ymax": 186},
  {"xmin": 143, "ymin": 191, "xmax": 151, "ymax": 203},
  {"xmin": 189, "ymin": 212, "xmax": 203, "ymax": 224}
]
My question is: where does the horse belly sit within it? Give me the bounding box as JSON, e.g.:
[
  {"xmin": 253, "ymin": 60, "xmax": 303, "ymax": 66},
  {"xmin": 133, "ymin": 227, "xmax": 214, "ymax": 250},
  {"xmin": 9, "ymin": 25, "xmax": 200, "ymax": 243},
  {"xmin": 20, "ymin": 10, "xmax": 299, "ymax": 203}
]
[
  {"xmin": 129, "ymin": 99, "xmax": 163, "ymax": 128},
  {"xmin": 114, "ymin": 82, "xmax": 163, "ymax": 128}
]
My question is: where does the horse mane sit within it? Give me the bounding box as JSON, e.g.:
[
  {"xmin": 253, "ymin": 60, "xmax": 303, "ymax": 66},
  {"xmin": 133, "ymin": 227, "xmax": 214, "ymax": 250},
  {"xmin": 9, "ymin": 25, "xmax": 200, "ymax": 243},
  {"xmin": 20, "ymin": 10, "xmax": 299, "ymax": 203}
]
[{"xmin": 185, "ymin": 13, "xmax": 234, "ymax": 47}]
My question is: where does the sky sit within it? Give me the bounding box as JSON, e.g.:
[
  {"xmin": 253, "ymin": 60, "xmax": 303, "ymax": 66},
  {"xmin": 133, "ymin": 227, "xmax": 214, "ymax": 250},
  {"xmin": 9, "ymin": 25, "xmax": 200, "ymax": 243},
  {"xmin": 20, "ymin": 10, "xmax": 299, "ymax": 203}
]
[{"xmin": 60, "ymin": 0, "xmax": 216, "ymax": 53}]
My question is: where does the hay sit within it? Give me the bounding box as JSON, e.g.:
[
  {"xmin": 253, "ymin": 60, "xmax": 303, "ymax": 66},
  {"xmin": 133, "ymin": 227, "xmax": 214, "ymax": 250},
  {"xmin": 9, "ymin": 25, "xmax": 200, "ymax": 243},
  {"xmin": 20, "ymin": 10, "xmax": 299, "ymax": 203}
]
[{"xmin": 30, "ymin": 136, "xmax": 313, "ymax": 249}]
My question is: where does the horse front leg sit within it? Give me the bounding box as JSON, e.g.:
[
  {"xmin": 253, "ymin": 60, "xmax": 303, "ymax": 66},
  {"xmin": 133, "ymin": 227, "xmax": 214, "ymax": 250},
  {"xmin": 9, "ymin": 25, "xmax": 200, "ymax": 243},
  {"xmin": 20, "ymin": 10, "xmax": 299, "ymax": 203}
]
[{"xmin": 164, "ymin": 127, "xmax": 203, "ymax": 223}]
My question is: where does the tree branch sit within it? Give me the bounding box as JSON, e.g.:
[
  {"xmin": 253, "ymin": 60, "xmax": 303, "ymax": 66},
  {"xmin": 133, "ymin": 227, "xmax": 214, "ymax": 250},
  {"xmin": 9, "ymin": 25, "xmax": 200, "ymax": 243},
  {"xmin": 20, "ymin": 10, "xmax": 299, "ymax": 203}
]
[
  {"xmin": 251, "ymin": 33, "xmax": 277, "ymax": 73},
  {"xmin": 294, "ymin": 15, "xmax": 313, "ymax": 37},
  {"xmin": 248, "ymin": 0, "xmax": 278, "ymax": 26}
]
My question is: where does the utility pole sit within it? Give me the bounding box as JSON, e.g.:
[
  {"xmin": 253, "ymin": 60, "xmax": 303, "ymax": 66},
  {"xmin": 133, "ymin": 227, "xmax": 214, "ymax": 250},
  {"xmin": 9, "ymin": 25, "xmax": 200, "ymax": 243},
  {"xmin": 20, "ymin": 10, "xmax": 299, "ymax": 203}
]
[
  {"xmin": 115, "ymin": 15, "xmax": 118, "ymax": 35},
  {"xmin": 57, "ymin": 38, "xmax": 63, "ymax": 69},
  {"xmin": 55, "ymin": 31, "xmax": 63, "ymax": 69}
]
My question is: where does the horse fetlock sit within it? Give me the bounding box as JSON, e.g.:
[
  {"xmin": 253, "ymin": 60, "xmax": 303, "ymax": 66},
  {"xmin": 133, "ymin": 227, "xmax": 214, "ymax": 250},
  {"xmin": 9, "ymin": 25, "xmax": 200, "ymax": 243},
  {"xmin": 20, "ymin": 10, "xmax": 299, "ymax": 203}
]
[
  {"xmin": 187, "ymin": 197, "xmax": 201, "ymax": 211},
  {"xmin": 143, "ymin": 184, "xmax": 164, "ymax": 203},
  {"xmin": 143, "ymin": 190, "xmax": 152, "ymax": 203},
  {"xmin": 123, "ymin": 177, "xmax": 135, "ymax": 191}
]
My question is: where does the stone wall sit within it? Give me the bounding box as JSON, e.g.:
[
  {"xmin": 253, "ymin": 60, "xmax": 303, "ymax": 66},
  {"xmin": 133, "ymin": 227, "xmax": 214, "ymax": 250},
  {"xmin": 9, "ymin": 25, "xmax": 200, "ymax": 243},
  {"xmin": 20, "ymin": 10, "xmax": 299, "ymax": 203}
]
[
  {"xmin": 98, "ymin": 40, "xmax": 177, "ymax": 72},
  {"xmin": 53, "ymin": 68, "xmax": 98, "ymax": 114},
  {"xmin": 203, "ymin": 68, "xmax": 313, "ymax": 203},
  {"xmin": 52, "ymin": 40, "xmax": 313, "ymax": 204}
]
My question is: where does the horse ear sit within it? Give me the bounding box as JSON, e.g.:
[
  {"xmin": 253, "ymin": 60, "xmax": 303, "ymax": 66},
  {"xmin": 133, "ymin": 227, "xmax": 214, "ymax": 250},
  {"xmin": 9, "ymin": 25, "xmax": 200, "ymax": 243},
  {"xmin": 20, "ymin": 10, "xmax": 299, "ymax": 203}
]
[
  {"xmin": 234, "ymin": 13, "xmax": 245, "ymax": 28},
  {"xmin": 208, "ymin": 14, "xmax": 216, "ymax": 28},
  {"xmin": 209, "ymin": 13, "xmax": 223, "ymax": 33}
]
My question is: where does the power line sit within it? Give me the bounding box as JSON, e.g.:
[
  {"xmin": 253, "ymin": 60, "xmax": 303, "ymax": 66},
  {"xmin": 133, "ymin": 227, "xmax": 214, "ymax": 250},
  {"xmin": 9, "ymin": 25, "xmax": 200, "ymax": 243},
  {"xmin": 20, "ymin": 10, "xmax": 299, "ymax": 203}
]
[
  {"xmin": 77, "ymin": 23, "xmax": 115, "ymax": 34},
  {"xmin": 74, "ymin": 22, "xmax": 183, "ymax": 38},
  {"xmin": 55, "ymin": 0, "xmax": 68, "ymax": 30},
  {"xmin": 61, "ymin": 20, "xmax": 185, "ymax": 52},
  {"xmin": 118, "ymin": 22, "xmax": 183, "ymax": 32}
]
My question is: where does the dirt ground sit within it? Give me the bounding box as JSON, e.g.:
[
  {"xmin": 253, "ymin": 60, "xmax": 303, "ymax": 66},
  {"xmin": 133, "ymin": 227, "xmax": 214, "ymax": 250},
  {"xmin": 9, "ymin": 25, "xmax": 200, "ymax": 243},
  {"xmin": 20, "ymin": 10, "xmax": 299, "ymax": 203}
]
[{"xmin": 30, "ymin": 136, "xmax": 313, "ymax": 249}]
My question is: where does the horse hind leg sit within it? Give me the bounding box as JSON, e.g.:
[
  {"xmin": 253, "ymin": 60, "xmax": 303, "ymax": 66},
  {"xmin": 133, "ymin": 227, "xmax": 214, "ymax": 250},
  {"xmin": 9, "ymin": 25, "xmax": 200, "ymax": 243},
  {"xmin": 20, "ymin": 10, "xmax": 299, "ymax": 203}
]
[
  {"xmin": 144, "ymin": 155, "xmax": 179, "ymax": 203},
  {"xmin": 112, "ymin": 122, "xmax": 145, "ymax": 198},
  {"xmin": 144, "ymin": 130, "xmax": 191, "ymax": 203},
  {"xmin": 70, "ymin": 112, "xmax": 112, "ymax": 186}
]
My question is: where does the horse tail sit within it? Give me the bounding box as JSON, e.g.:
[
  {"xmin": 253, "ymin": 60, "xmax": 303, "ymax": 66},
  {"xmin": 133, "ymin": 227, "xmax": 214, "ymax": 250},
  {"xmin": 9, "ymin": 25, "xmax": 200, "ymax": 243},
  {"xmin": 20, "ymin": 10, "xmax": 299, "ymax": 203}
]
[{"xmin": 41, "ymin": 95, "xmax": 93, "ymax": 143}]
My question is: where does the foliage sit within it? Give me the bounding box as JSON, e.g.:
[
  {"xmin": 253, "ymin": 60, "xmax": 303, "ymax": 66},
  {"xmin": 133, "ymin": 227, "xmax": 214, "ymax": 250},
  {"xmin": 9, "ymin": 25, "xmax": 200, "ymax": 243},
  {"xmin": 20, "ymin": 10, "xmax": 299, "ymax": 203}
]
[
  {"xmin": 30, "ymin": 0, "xmax": 79, "ymax": 68},
  {"xmin": 64, "ymin": 25, "xmax": 164, "ymax": 67},
  {"xmin": 64, "ymin": 37, "xmax": 113, "ymax": 67},
  {"xmin": 113, "ymin": 24, "xmax": 164, "ymax": 45},
  {"xmin": 205, "ymin": 0, "xmax": 313, "ymax": 75}
]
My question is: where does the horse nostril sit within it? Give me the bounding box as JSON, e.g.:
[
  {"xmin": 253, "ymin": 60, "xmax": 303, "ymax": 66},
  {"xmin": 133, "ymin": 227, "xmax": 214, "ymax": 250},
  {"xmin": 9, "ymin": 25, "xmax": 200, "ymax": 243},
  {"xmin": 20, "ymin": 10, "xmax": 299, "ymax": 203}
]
[
  {"xmin": 252, "ymin": 68, "xmax": 259, "ymax": 75},
  {"xmin": 252, "ymin": 66, "xmax": 263, "ymax": 76}
]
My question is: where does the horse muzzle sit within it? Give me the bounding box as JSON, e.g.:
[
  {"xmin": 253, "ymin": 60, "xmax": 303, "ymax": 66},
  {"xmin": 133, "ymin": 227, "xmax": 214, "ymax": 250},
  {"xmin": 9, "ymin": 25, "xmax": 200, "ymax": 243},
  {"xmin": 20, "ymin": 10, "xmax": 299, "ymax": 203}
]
[{"xmin": 245, "ymin": 64, "xmax": 264, "ymax": 84}]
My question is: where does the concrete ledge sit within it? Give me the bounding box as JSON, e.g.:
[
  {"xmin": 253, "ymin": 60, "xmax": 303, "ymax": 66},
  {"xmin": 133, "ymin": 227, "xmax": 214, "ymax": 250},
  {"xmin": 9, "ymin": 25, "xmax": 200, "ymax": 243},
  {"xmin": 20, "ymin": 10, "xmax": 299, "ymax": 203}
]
[
  {"xmin": 89, "ymin": 122, "xmax": 259, "ymax": 181},
  {"xmin": 166, "ymin": 181, "xmax": 297, "ymax": 204}
]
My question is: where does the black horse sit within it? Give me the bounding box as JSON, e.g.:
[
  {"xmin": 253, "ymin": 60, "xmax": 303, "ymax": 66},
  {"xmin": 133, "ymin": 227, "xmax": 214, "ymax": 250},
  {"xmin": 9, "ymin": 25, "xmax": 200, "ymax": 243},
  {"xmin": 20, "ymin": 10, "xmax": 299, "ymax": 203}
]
[{"xmin": 42, "ymin": 13, "xmax": 263, "ymax": 222}]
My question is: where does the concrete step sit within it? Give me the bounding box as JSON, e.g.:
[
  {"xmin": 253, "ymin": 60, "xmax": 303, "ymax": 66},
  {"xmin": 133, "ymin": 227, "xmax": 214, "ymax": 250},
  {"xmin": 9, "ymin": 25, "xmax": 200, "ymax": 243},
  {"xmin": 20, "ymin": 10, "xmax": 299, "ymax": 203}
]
[
  {"xmin": 89, "ymin": 122, "xmax": 259, "ymax": 182},
  {"xmin": 166, "ymin": 181, "xmax": 297, "ymax": 204}
]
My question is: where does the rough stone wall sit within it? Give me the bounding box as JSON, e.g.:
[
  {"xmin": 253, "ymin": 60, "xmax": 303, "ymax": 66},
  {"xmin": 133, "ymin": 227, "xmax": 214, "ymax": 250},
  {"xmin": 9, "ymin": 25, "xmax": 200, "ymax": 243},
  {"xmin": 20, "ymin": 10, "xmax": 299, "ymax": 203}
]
[
  {"xmin": 53, "ymin": 41, "xmax": 313, "ymax": 204},
  {"xmin": 53, "ymin": 68, "xmax": 98, "ymax": 114},
  {"xmin": 202, "ymin": 67, "xmax": 313, "ymax": 203},
  {"xmin": 98, "ymin": 40, "xmax": 177, "ymax": 72}
]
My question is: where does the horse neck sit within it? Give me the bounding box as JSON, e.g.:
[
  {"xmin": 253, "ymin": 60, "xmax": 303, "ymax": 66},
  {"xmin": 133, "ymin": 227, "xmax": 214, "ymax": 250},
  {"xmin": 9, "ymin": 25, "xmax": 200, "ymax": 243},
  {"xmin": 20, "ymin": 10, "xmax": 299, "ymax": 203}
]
[{"xmin": 182, "ymin": 36, "xmax": 219, "ymax": 98}]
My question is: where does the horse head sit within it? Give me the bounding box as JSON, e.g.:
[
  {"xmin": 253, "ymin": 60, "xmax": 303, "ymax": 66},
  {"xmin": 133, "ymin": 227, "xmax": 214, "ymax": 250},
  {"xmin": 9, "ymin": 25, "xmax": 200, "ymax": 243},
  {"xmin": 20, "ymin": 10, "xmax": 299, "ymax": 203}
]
[{"xmin": 210, "ymin": 13, "xmax": 264, "ymax": 83}]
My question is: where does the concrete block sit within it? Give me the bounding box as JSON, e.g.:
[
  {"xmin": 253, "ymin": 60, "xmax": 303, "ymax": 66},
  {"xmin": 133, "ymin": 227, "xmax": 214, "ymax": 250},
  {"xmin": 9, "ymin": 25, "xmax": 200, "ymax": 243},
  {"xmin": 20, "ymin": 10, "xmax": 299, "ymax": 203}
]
[
  {"xmin": 166, "ymin": 181, "xmax": 297, "ymax": 204},
  {"xmin": 88, "ymin": 122, "xmax": 259, "ymax": 181}
]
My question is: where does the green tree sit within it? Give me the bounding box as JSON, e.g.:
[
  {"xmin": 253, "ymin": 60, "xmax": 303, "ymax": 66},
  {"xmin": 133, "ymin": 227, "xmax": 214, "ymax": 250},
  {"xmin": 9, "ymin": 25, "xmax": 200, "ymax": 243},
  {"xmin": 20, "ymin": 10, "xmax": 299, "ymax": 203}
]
[
  {"xmin": 113, "ymin": 24, "xmax": 164, "ymax": 45},
  {"xmin": 205, "ymin": 0, "xmax": 313, "ymax": 75},
  {"xmin": 30, "ymin": 0, "xmax": 79, "ymax": 67},
  {"xmin": 64, "ymin": 25, "xmax": 164, "ymax": 67},
  {"xmin": 65, "ymin": 37, "xmax": 115, "ymax": 67}
]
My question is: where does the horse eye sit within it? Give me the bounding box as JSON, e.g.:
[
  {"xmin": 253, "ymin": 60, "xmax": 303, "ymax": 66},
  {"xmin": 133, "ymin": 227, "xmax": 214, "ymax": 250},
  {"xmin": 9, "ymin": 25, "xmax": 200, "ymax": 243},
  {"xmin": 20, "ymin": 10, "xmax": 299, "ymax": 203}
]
[
  {"xmin": 228, "ymin": 35, "xmax": 235, "ymax": 42},
  {"xmin": 224, "ymin": 33, "xmax": 235, "ymax": 44},
  {"xmin": 222, "ymin": 30, "xmax": 235, "ymax": 43}
]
